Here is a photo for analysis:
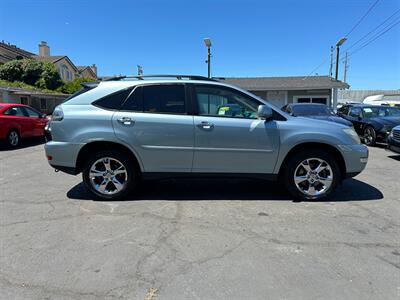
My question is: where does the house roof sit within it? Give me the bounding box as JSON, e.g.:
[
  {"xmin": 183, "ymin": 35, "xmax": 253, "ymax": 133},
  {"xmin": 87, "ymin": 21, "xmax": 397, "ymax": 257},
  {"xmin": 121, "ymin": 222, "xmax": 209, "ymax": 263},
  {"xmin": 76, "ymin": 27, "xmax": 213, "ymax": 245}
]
[
  {"xmin": 218, "ymin": 76, "xmax": 349, "ymax": 91},
  {"xmin": 77, "ymin": 66, "xmax": 97, "ymax": 78},
  {"xmin": 34, "ymin": 55, "xmax": 79, "ymax": 72},
  {"xmin": 0, "ymin": 41, "xmax": 36, "ymax": 59}
]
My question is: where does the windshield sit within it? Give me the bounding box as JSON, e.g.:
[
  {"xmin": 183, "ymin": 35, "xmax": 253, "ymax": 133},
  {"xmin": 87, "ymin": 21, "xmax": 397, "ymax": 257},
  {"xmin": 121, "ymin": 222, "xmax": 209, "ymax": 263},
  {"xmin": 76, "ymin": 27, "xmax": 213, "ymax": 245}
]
[
  {"xmin": 362, "ymin": 106, "xmax": 400, "ymax": 118},
  {"xmin": 292, "ymin": 105, "xmax": 335, "ymax": 116}
]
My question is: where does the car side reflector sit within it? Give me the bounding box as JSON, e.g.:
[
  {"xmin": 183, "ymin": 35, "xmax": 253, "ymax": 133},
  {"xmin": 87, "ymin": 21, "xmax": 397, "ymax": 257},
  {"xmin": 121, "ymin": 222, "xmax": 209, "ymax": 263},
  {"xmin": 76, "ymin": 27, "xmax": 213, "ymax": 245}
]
[{"xmin": 47, "ymin": 155, "xmax": 53, "ymax": 161}]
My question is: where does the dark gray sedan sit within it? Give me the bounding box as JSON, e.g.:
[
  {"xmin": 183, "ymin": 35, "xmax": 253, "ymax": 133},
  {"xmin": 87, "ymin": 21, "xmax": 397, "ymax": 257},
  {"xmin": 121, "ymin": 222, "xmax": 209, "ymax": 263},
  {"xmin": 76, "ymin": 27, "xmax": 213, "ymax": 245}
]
[{"xmin": 281, "ymin": 103, "xmax": 353, "ymax": 127}]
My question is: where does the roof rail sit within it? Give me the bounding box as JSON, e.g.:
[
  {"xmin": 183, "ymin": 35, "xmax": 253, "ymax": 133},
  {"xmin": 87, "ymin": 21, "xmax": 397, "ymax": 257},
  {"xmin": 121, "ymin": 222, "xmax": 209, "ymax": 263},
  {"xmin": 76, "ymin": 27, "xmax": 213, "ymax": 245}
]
[{"xmin": 103, "ymin": 74, "xmax": 218, "ymax": 82}]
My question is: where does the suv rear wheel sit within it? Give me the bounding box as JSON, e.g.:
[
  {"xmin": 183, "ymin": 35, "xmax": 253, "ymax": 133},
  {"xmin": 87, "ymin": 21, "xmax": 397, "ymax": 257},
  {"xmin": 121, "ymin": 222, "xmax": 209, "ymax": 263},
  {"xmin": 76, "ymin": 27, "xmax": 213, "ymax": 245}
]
[
  {"xmin": 282, "ymin": 150, "xmax": 341, "ymax": 201},
  {"xmin": 82, "ymin": 150, "xmax": 138, "ymax": 200}
]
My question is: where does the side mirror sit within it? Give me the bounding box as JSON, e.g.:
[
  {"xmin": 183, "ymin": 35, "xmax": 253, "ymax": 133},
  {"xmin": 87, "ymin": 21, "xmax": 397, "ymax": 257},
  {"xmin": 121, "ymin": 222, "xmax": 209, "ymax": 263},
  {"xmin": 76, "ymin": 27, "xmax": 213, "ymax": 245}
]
[{"xmin": 258, "ymin": 105, "xmax": 273, "ymax": 120}]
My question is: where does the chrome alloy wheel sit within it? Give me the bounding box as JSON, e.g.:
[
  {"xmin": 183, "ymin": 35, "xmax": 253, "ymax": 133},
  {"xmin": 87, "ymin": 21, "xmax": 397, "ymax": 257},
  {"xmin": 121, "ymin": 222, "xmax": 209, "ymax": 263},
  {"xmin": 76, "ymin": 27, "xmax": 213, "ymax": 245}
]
[
  {"xmin": 363, "ymin": 127, "xmax": 375, "ymax": 145},
  {"xmin": 8, "ymin": 131, "xmax": 19, "ymax": 146},
  {"xmin": 293, "ymin": 158, "xmax": 333, "ymax": 198},
  {"xmin": 89, "ymin": 157, "xmax": 128, "ymax": 195}
]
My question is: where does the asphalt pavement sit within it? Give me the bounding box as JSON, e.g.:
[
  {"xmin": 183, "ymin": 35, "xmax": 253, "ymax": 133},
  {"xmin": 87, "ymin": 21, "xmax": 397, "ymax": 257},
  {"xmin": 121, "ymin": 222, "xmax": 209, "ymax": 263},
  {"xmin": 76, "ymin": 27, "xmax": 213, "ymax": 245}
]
[{"xmin": 1, "ymin": 142, "xmax": 399, "ymax": 299}]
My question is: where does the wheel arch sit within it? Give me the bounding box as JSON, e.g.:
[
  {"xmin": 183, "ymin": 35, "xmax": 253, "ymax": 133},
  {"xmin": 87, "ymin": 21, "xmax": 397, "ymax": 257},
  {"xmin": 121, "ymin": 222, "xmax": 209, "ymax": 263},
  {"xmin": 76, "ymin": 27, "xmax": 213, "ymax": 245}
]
[
  {"xmin": 75, "ymin": 141, "xmax": 143, "ymax": 174},
  {"xmin": 278, "ymin": 142, "xmax": 346, "ymax": 180}
]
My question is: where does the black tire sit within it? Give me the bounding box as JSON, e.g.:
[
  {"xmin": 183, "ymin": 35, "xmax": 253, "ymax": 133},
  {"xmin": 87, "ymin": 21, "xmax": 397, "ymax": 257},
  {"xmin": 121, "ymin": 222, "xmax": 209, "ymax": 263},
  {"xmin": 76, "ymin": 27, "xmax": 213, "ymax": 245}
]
[
  {"xmin": 6, "ymin": 129, "xmax": 20, "ymax": 148},
  {"xmin": 363, "ymin": 126, "xmax": 376, "ymax": 146},
  {"xmin": 82, "ymin": 150, "xmax": 138, "ymax": 200},
  {"xmin": 281, "ymin": 149, "xmax": 341, "ymax": 201}
]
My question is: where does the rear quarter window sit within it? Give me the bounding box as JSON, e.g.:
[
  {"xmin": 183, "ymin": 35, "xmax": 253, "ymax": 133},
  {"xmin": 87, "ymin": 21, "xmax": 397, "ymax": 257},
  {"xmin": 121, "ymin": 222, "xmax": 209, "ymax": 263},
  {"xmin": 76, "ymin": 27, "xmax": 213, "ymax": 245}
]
[{"xmin": 93, "ymin": 88, "xmax": 133, "ymax": 110}]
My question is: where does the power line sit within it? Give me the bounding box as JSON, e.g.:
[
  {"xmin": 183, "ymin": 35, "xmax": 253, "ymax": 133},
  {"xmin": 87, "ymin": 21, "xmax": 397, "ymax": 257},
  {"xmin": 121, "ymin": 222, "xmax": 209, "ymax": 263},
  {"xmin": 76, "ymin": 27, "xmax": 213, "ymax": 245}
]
[
  {"xmin": 347, "ymin": 19, "xmax": 400, "ymax": 58},
  {"xmin": 345, "ymin": 0, "xmax": 381, "ymax": 37},
  {"xmin": 304, "ymin": 0, "xmax": 383, "ymax": 79},
  {"xmin": 345, "ymin": 8, "xmax": 400, "ymax": 52}
]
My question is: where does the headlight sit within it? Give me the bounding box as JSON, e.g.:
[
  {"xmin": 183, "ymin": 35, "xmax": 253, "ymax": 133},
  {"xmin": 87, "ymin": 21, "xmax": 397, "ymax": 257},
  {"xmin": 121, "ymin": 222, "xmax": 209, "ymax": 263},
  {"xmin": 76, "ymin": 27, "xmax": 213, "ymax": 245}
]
[
  {"xmin": 343, "ymin": 128, "xmax": 361, "ymax": 144},
  {"xmin": 52, "ymin": 105, "xmax": 64, "ymax": 121}
]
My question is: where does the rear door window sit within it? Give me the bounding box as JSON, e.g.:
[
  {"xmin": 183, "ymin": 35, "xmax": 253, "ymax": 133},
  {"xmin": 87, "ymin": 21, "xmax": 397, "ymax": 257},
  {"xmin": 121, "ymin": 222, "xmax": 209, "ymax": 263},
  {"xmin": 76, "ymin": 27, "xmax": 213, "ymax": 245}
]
[
  {"xmin": 121, "ymin": 86, "xmax": 143, "ymax": 112},
  {"xmin": 23, "ymin": 107, "xmax": 41, "ymax": 118},
  {"xmin": 142, "ymin": 84, "xmax": 186, "ymax": 114}
]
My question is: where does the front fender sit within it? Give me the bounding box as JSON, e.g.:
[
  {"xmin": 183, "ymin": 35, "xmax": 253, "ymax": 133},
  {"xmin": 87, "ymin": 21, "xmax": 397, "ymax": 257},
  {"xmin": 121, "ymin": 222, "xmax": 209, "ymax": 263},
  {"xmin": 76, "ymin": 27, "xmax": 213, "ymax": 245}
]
[{"xmin": 272, "ymin": 131, "xmax": 346, "ymax": 174}]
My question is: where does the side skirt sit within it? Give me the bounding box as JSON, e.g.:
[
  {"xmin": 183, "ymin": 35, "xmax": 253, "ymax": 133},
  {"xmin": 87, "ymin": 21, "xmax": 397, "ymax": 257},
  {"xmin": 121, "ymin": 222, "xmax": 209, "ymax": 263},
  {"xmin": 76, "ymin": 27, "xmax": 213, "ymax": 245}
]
[{"xmin": 141, "ymin": 172, "xmax": 278, "ymax": 181}]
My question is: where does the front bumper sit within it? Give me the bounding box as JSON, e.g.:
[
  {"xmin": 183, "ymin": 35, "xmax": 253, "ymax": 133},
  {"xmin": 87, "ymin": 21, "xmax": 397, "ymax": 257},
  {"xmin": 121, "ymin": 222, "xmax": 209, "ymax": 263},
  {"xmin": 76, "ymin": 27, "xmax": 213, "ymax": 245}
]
[
  {"xmin": 387, "ymin": 135, "xmax": 400, "ymax": 154},
  {"xmin": 44, "ymin": 141, "xmax": 84, "ymax": 174},
  {"xmin": 338, "ymin": 144, "xmax": 369, "ymax": 177}
]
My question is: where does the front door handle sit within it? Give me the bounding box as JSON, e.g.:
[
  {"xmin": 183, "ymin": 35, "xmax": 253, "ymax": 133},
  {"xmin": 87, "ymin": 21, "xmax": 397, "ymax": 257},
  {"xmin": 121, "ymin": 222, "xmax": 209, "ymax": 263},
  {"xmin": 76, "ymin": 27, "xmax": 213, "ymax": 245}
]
[
  {"xmin": 117, "ymin": 117, "xmax": 135, "ymax": 126},
  {"xmin": 197, "ymin": 121, "xmax": 214, "ymax": 130}
]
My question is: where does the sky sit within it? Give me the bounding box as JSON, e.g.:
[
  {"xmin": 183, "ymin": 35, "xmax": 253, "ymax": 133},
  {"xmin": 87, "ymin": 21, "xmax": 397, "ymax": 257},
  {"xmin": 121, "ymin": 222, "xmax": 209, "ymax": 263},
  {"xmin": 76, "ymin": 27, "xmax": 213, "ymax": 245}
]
[{"xmin": 0, "ymin": 0, "xmax": 399, "ymax": 89}]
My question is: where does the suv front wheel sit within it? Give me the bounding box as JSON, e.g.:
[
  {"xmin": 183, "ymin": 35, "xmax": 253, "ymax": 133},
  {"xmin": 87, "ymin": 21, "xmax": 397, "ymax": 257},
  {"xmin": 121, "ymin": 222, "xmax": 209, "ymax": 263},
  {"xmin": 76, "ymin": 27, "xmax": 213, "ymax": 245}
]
[
  {"xmin": 282, "ymin": 150, "xmax": 341, "ymax": 201},
  {"xmin": 82, "ymin": 150, "xmax": 137, "ymax": 200}
]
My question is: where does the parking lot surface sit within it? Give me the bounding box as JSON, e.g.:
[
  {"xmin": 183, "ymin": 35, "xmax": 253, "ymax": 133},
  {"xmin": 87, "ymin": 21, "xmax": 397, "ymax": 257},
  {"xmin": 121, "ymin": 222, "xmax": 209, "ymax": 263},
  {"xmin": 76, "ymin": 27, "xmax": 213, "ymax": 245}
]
[{"xmin": 1, "ymin": 143, "xmax": 399, "ymax": 300}]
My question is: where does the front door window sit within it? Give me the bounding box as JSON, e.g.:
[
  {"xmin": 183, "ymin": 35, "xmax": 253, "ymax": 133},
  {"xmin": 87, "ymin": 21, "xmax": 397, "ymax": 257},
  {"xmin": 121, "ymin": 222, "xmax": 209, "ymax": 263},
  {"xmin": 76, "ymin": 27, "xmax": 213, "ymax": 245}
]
[{"xmin": 195, "ymin": 85, "xmax": 259, "ymax": 119}]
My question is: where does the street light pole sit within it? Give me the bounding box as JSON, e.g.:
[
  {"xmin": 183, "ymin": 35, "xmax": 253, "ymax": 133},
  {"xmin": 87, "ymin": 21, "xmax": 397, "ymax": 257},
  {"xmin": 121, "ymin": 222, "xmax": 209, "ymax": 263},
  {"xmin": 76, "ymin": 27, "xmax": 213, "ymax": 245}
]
[
  {"xmin": 204, "ymin": 38, "xmax": 212, "ymax": 78},
  {"xmin": 335, "ymin": 37, "xmax": 347, "ymax": 80}
]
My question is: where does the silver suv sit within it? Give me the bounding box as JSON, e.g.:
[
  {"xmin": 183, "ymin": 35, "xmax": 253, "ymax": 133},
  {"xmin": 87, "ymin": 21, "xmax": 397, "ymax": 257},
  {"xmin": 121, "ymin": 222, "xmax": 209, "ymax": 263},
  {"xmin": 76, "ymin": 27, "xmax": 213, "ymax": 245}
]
[{"xmin": 45, "ymin": 75, "xmax": 368, "ymax": 201}]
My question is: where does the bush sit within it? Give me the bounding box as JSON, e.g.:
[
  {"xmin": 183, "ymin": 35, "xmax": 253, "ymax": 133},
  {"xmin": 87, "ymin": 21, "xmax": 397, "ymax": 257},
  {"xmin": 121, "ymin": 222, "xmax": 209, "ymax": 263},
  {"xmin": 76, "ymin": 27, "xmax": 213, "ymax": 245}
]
[
  {"xmin": 0, "ymin": 59, "xmax": 63, "ymax": 90},
  {"xmin": 36, "ymin": 61, "xmax": 63, "ymax": 90},
  {"xmin": 21, "ymin": 59, "xmax": 43, "ymax": 85},
  {"xmin": 57, "ymin": 77, "xmax": 97, "ymax": 94},
  {"xmin": 0, "ymin": 60, "xmax": 24, "ymax": 82}
]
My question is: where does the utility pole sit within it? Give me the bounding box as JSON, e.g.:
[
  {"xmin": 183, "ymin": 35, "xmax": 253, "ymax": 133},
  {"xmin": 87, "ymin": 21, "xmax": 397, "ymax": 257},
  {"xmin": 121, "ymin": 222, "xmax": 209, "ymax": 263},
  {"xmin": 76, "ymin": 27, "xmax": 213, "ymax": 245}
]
[
  {"xmin": 343, "ymin": 51, "xmax": 349, "ymax": 83},
  {"xmin": 137, "ymin": 65, "xmax": 143, "ymax": 76},
  {"xmin": 329, "ymin": 46, "xmax": 334, "ymax": 79}
]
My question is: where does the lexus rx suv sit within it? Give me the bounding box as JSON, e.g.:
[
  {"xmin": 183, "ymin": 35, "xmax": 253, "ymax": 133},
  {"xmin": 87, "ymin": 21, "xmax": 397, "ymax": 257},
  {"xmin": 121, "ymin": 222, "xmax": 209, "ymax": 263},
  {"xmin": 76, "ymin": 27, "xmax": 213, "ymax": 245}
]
[{"xmin": 44, "ymin": 75, "xmax": 368, "ymax": 201}]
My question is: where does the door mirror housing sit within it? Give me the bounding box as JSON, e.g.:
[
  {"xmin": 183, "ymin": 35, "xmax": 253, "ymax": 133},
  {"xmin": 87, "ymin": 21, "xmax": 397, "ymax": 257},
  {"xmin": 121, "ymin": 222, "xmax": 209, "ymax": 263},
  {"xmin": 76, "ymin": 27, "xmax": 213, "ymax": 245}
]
[{"xmin": 258, "ymin": 105, "xmax": 273, "ymax": 120}]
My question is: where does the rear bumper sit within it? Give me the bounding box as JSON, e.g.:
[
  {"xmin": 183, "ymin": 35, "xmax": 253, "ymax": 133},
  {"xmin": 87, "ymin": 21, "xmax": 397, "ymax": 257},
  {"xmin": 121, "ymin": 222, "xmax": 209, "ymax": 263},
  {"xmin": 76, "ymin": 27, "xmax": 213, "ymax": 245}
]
[
  {"xmin": 44, "ymin": 141, "xmax": 84, "ymax": 174},
  {"xmin": 338, "ymin": 144, "xmax": 369, "ymax": 176}
]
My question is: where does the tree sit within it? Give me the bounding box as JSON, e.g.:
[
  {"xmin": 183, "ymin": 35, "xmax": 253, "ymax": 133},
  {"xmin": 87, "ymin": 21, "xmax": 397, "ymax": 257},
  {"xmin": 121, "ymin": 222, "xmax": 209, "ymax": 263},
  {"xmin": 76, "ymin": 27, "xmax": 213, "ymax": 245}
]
[
  {"xmin": 57, "ymin": 77, "xmax": 97, "ymax": 94},
  {"xmin": 0, "ymin": 60, "xmax": 24, "ymax": 82},
  {"xmin": 21, "ymin": 59, "xmax": 43, "ymax": 85},
  {"xmin": 35, "ymin": 61, "xmax": 63, "ymax": 90}
]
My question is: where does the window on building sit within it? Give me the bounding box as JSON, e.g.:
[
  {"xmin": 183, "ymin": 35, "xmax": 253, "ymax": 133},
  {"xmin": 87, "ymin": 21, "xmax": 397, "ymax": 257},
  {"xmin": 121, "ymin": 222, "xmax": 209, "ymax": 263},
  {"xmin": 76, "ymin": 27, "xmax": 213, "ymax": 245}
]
[
  {"xmin": 20, "ymin": 97, "xmax": 29, "ymax": 105},
  {"xmin": 142, "ymin": 85, "xmax": 186, "ymax": 114},
  {"xmin": 40, "ymin": 99, "xmax": 47, "ymax": 110},
  {"xmin": 195, "ymin": 85, "xmax": 259, "ymax": 119},
  {"xmin": 295, "ymin": 96, "xmax": 328, "ymax": 105}
]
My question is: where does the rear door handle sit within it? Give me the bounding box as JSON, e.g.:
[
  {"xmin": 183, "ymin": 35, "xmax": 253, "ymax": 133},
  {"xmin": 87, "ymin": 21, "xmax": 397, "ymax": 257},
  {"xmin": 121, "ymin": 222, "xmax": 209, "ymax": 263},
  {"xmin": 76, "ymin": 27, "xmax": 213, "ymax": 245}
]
[
  {"xmin": 117, "ymin": 117, "xmax": 135, "ymax": 126},
  {"xmin": 197, "ymin": 121, "xmax": 214, "ymax": 130}
]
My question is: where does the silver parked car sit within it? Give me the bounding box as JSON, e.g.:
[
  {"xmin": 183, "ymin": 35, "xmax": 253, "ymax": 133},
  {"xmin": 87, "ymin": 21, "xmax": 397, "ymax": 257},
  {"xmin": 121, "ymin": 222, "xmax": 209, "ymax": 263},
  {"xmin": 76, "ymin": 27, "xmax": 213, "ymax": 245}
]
[{"xmin": 44, "ymin": 75, "xmax": 368, "ymax": 201}]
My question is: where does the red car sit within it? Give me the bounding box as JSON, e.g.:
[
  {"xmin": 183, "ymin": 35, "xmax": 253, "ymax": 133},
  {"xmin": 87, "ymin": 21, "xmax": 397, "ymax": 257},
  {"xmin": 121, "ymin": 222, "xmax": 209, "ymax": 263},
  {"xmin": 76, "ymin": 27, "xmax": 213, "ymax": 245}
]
[{"xmin": 0, "ymin": 103, "xmax": 49, "ymax": 147}]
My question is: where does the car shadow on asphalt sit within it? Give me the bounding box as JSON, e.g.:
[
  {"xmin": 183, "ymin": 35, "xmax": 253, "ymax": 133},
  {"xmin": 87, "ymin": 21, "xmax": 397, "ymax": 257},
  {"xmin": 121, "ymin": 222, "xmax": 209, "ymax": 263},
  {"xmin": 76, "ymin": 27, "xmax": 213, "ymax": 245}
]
[
  {"xmin": 67, "ymin": 177, "xmax": 383, "ymax": 203},
  {"xmin": 388, "ymin": 155, "xmax": 400, "ymax": 161},
  {"xmin": 0, "ymin": 138, "xmax": 45, "ymax": 151}
]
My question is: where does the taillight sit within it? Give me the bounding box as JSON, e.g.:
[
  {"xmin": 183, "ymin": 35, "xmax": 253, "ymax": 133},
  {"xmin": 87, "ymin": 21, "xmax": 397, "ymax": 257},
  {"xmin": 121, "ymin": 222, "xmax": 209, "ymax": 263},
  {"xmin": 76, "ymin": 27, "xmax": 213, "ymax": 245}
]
[{"xmin": 52, "ymin": 105, "xmax": 64, "ymax": 121}]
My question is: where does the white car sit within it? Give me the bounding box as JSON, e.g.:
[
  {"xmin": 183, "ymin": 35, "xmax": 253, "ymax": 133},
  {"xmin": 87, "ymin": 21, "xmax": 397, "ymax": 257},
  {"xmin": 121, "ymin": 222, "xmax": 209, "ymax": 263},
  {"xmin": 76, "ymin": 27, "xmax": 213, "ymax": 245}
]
[{"xmin": 363, "ymin": 94, "xmax": 400, "ymax": 107}]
